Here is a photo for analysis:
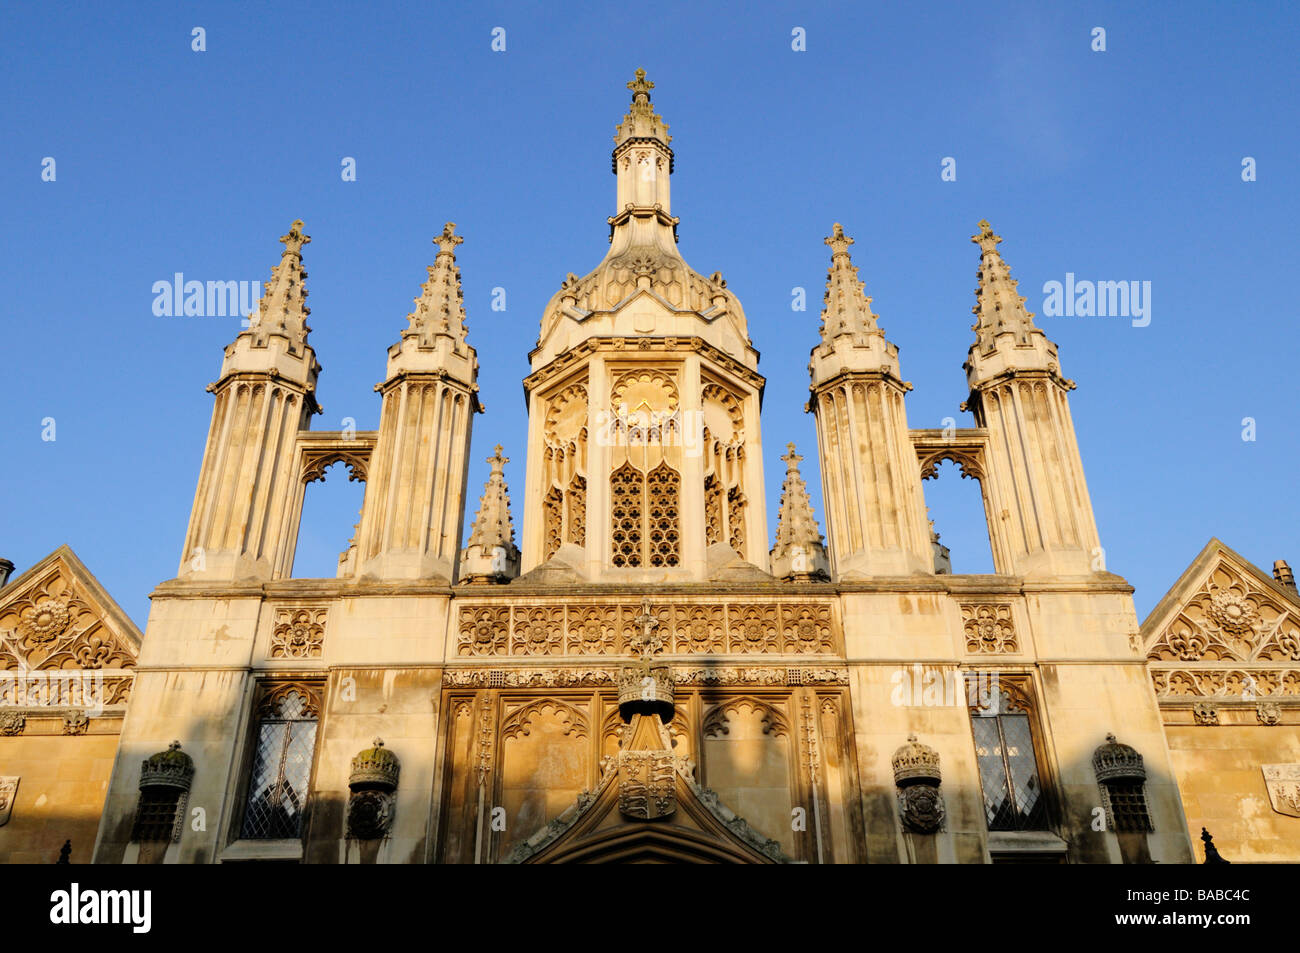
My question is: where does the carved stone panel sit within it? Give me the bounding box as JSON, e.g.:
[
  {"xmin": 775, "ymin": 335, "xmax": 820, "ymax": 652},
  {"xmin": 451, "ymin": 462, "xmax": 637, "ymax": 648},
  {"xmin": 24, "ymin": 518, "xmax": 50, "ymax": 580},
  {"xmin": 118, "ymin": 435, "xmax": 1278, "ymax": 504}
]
[
  {"xmin": 618, "ymin": 751, "xmax": 676, "ymax": 820},
  {"xmin": 271, "ymin": 607, "xmax": 327, "ymax": 659},
  {"xmin": 673, "ymin": 605, "xmax": 724, "ymax": 654},
  {"xmin": 728, "ymin": 605, "xmax": 781, "ymax": 654},
  {"xmin": 455, "ymin": 602, "xmax": 839, "ymax": 658},
  {"xmin": 457, "ymin": 606, "xmax": 509, "ymax": 656},
  {"xmin": 781, "ymin": 604, "xmax": 833, "ymax": 654},
  {"xmin": 961, "ymin": 603, "xmax": 1018, "ymax": 654},
  {"xmin": 0, "ymin": 776, "xmax": 17, "ymax": 827},
  {"xmin": 1262, "ymin": 764, "xmax": 1300, "ymax": 817}
]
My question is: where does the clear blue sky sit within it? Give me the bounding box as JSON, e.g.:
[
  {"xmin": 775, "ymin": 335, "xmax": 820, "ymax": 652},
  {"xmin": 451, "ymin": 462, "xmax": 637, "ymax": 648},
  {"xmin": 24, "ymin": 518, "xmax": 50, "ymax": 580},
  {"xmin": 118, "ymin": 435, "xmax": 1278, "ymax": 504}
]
[{"xmin": 2, "ymin": 1, "xmax": 1296, "ymax": 627}]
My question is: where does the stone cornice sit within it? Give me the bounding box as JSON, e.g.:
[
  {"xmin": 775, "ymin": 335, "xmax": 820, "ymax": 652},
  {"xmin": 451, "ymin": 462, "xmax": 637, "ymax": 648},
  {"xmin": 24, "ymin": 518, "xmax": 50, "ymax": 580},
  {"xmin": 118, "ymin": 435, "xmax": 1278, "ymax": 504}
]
[{"xmin": 525, "ymin": 335, "xmax": 764, "ymax": 395}]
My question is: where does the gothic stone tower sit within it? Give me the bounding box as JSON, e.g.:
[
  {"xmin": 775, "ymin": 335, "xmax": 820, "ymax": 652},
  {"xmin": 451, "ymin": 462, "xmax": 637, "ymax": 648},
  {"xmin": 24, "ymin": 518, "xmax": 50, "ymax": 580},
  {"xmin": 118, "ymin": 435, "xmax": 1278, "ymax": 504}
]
[
  {"xmin": 94, "ymin": 73, "xmax": 1193, "ymax": 866},
  {"xmin": 520, "ymin": 69, "xmax": 769, "ymax": 583}
]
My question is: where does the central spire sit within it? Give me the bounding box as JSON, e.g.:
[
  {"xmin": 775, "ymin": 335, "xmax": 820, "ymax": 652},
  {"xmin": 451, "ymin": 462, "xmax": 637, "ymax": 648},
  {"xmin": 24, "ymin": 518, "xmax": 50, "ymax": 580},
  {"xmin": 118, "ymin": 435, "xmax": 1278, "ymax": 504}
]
[{"xmin": 610, "ymin": 67, "xmax": 676, "ymax": 225}]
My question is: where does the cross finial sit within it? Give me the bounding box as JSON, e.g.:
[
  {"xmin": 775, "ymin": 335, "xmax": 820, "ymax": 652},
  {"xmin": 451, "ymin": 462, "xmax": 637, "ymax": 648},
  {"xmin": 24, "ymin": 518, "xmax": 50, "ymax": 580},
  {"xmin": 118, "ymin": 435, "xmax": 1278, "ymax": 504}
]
[
  {"xmin": 433, "ymin": 222, "xmax": 464, "ymax": 258},
  {"xmin": 373, "ymin": 737, "xmax": 384, "ymax": 748},
  {"xmin": 488, "ymin": 444, "xmax": 508, "ymax": 470},
  {"xmin": 824, "ymin": 222, "xmax": 854, "ymax": 257},
  {"xmin": 280, "ymin": 219, "xmax": 310, "ymax": 256},
  {"xmin": 630, "ymin": 599, "xmax": 664, "ymax": 657},
  {"xmin": 168, "ymin": 740, "xmax": 182, "ymax": 751},
  {"xmin": 628, "ymin": 67, "xmax": 654, "ymax": 101},
  {"xmin": 781, "ymin": 442, "xmax": 802, "ymax": 469},
  {"xmin": 972, "ymin": 219, "xmax": 1002, "ymax": 251}
]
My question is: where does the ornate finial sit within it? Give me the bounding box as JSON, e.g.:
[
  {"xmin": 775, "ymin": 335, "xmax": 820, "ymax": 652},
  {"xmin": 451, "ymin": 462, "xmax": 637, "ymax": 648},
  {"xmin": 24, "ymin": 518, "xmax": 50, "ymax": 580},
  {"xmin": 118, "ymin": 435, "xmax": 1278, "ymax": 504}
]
[
  {"xmin": 907, "ymin": 733, "xmax": 918, "ymax": 742},
  {"xmin": 614, "ymin": 67, "xmax": 670, "ymax": 148},
  {"xmin": 627, "ymin": 67, "xmax": 654, "ymax": 101},
  {"xmin": 244, "ymin": 220, "xmax": 313, "ymax": 349},
  {"xmin": 1201, "ymin": 827, "xmax": 1231, "ymax": 864},
  {"xmin": 280, "ymin": 219, "xmax": 311, "ymax": 257},
  {"xmin": 972, "ymin": 219, "xmax": 1002, "ymax": 251},
  {"xmin": 459, "ymin": 443, "xmax": 520, "ymax": 583},
  {"xmin": 770, "ymin": 442, "xmax": 830, "ymax": 581},
  {"xmin": 373, "ymin": 737, "xmax": 384, "ymax": 748},
  {"xmin": 433, "ymin": 222, "xmax": 464, "ymax": 258},
  {"xmin": 818, "ymin": 222, "xmax": 883, "ymax": 343},
  {"xmin": 1105, "ymin": 732, "xmax": 1117, "ymax": 744},
  {"xmin": 824, "ymin": 223, "xmax": 854, "ymax": 257},
  {"xmin": 168, "ymin": 740, "xmax": 182, "ymax": 751},
  {"xmin": 629, "ymin": 599, "xmax": 665, "ymax": 657},
  {"xmin": 403, "ymin": 222, "xmax": 469, "ymax": 348}
]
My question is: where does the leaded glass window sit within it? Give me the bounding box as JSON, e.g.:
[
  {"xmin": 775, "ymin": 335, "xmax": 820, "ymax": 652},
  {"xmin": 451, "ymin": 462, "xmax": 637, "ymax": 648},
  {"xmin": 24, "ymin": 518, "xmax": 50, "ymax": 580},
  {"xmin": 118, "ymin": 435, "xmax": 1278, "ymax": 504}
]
[
  {"xmin": 240, "ymin": 686, "xmax": 320, "ymax": 840},
  {"xmin": 970, "ymin": 688, "xmax": 1049, "ymax": 831},
  {"xmin": 610, "ymin": 461, "xmax": 680, "ymax": 568}
]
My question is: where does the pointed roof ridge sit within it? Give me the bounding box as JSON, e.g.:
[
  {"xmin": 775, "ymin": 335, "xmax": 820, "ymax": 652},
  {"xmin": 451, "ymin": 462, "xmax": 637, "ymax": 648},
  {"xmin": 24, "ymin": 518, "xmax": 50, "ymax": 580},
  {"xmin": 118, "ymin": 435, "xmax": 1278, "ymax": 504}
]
[
  {"xmin": 404, "ymin": 222, "xmax": 469, "ymax": 349},
  {"xmin": 465, "ymin": 444, "xmax": 516, "ymax": 549},
  {"xmin": 246, "ymin": 219, "xmax": 312, "ymax": 351},
  {"xmin": 1140, "ymin": 536, "xmax": 1300, "ymax": 641},
  {"xmin": 970, "ymin": 219, "xmax": 1039, "ymax": 350},
  {"xmin": 0, "ymin": 543, "xmax": 143, "ymax": 650},
  {"xmin": 819, "ymin": 222, "xmax": 884, "ymax": 343}
]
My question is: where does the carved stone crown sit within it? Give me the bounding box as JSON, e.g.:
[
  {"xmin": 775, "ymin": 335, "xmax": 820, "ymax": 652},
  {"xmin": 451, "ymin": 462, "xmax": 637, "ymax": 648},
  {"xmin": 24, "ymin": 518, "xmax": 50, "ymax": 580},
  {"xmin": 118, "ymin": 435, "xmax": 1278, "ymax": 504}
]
[
  {"xmin": 891, "ymin": 734, "xmax": 941, "ymax": 787},
  {"xmin": 139, "ymin": 741, "xmax": 195, "ymax": 793},
  {"xmin": 349, "ymin": 738, "xmax": 401, "ymax": 792},
  {"xmin": 618, "ymin": 664, "xmax": 675, "ymax": 721},
  {"xmin": 1092, "ymin": 733, "xmax": 1146, "ymax": 783}
]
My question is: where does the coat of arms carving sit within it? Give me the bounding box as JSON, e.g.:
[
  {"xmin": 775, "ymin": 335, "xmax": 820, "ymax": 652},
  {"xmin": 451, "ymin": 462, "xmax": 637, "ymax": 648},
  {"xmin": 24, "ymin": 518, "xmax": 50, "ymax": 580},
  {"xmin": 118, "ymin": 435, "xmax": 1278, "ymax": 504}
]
[
  {"xmin": 1262, "ymin": 764, "xmax": 1300, "ymax": 818},
  {"xmin": 0, "ymin": 776, "xmax": 18, "ymax": 827}
]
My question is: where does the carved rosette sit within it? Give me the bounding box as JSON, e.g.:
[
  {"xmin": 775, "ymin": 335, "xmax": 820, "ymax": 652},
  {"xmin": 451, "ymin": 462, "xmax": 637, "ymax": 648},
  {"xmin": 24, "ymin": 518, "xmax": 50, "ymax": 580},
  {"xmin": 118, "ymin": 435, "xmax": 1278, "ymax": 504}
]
[
  {"xmin": 457, "ymin": 606, "xmax": 509, "ymax": 656},
  {"xmin": 512, "ymin": 607, "xmax": 563, "ymax": 656},
  {"xmin": 891, "ymin": 734, "xmax": 944, "ymax": 834},
  {"xmin": 0, "ymin": 569, "xmax": 135, "ymax": 671},
  {"xmin": 0, "ymin": 712, "xmax": 26, "ymax": 736},
  {"xmin": 18, "ymin": 600, "xmax": 70, "ymax": 645},
  {"xmin": 962, "ymin": 604, "xmax": 1018, "ymax": 654},
  {"xmin": 271, "ymin": 607, "xmax": 327, "ymax": 659}
]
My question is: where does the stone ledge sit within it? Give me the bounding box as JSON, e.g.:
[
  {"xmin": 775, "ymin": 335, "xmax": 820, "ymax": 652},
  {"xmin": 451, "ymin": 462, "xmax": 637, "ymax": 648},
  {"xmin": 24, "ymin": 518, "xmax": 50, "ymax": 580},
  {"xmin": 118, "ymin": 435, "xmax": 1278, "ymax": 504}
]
[{"xmin": 220, "ymin": 839, "xmax": 303, "ymax": 863}]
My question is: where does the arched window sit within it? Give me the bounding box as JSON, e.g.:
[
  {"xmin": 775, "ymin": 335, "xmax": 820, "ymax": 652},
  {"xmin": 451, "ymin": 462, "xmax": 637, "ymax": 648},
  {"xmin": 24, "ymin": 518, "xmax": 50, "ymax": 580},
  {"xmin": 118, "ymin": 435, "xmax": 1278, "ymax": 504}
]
[
  {"xmin": 969, "ymin": 686, "xmax": 1049, "ymax": 831},
  {"xmin": 610, "ymin": 462, "xmax": 680, "ymax": 568},
  {"xmin": 240, "ymin": 685, "xmax": 321, "ymax": 839}
]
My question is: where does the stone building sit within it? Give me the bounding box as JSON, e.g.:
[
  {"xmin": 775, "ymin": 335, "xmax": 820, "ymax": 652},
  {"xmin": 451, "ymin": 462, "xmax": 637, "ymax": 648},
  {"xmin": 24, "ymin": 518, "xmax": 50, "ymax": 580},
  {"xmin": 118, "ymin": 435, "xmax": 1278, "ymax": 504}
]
[{"xmin": 3, "ymin": 71, "xmax": 1294, "ymax": 864}]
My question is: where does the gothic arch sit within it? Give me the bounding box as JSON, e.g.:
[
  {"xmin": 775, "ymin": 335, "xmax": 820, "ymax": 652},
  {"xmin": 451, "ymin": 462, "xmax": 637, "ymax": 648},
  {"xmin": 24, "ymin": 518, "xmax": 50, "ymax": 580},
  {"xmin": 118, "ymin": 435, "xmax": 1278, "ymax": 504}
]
[{"xmin": 500, "ymin": 698, "xmax": 589, "ymax": 741}]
